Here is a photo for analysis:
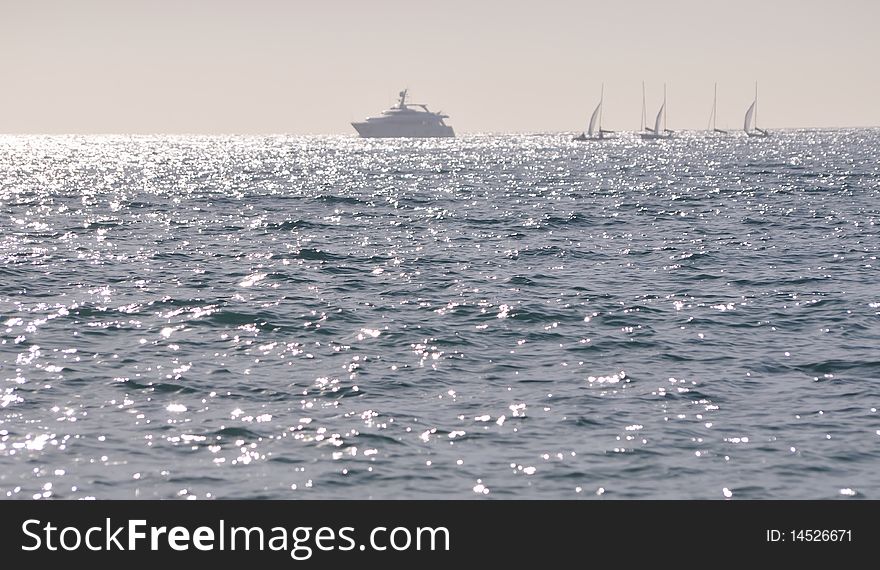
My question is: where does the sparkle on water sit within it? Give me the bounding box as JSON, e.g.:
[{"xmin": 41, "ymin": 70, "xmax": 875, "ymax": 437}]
[{"xmin": 1, "ymin": 130, "xmax": 879, "ymax": 499}]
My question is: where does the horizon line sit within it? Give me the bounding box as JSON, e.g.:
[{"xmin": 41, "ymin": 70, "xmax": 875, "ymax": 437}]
[{"xmin": 1, "ymin": 126, "xmax": 879, "ymax": 137}]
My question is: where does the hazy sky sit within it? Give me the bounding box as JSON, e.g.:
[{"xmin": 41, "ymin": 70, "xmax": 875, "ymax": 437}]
[{"xmin": 1, "ymin": 0, "xmax": 878, "ymax": 133}]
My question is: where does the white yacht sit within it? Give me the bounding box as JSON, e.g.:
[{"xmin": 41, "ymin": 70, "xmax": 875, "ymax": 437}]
[{"xmin": 352, "ymin": 89, "xmax": 455, "ymax": 138}]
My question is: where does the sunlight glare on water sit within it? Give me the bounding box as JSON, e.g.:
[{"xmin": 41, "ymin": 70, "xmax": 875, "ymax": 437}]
[{"xmin": 1, "ymin": 130, "xmax": 879, "ymax": 499}]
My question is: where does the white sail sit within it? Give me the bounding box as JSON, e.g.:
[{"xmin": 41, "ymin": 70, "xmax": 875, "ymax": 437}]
[
  {"xmin": 743, "ymin": 100, "xmax": 756, "ymax": 132},
  {"xmin": 653, "ymin": 102, "xmax": 665, "ymax": 135},
  {"xmin": 587, "ymin": 101, "xmax": 602, "ymax": 137}
]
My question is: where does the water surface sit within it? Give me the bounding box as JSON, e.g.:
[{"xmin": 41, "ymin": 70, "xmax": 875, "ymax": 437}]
[{"xmin": 1, "ymin": 130, "xmax": 878, "ymax": 499}]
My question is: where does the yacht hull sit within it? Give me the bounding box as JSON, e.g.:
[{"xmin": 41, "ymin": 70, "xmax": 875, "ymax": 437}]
[{"xmin": 351, "ymin": 122, "xmax": 455, "ymax": 138}]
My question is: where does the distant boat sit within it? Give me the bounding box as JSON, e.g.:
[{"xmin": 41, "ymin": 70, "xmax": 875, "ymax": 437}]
[
  {"xmin": 351, "ymin": 89, "xmax": 455, "ymax": 138},
  {"xmin": 707, "ymin": 82, "xmax": 728, "ymax": 134},
  {"xmin": 573, "ymin": 84, "xmax": 614, "ymax": 141},
  {"xmin": 640, "ymin": 82, "xmax": 673, "ymax": 140},
  {"xmin": 744, "ymin": 82, "xmax": 770, "ymax": 138}
]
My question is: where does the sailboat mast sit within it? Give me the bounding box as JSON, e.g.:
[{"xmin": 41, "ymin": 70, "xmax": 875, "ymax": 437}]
[
  {"xmin": 599, "ymin": 83, "xmax": 604, "ymax": 132},
  {"xmin": 713, "ymin": 82, "xmax": 717, "ymax": 130},
  {"xmin": 663, "ymin": 83, "xmax": 667, "ymax": 132},
  {"xmin": 754, "ymin": 82, "xmax": 758, "ymax": 130},
  {"xmin": 641, "ymin": 81, "xmax": 646, "ymax": 131}
]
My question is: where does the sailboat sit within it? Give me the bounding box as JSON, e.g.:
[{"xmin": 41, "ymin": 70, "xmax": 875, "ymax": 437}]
[
  {"xmin": 573, "ymin": 84, "xmax": 613, "ymax": 141},
  {"xmin": 640, "ymin": 82, "xmax": 673, "ymax": 140},
  {"xmin": 744, "ymin": 82, "xmax": 770, "ymax": 138},
  {"xmin": 707, "ymin": 82, "xmax": 728, "ymax": 134}
]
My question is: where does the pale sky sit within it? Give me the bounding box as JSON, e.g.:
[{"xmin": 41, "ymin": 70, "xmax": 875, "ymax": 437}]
[{"xmin": 1, "ymin": 0, "xmax": 878, "ymax": 133}]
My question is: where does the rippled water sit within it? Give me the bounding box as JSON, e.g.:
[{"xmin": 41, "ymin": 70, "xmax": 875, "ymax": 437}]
[{"xmin": 1, "ymin": 130, "xmax": 879, "ymax": 499}]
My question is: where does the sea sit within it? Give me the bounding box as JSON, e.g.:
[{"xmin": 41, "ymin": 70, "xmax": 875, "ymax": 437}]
[{"xmin": 1, "ymin": 130, "xmax": 878, "ymax": 500}]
